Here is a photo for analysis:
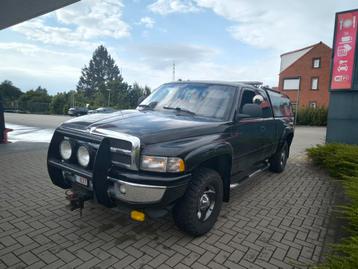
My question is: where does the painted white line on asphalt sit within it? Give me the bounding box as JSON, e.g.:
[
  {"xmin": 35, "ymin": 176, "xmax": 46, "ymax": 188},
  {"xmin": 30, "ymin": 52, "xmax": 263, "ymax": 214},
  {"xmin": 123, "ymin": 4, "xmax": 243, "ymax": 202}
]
[{"xmin": 6, "ymin": 123, "xmax": 54, "ymax": 143}]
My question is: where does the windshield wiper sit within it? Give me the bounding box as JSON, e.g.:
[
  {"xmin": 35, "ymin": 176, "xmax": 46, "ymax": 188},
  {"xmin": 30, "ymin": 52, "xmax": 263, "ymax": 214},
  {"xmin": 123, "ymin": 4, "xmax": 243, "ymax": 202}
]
[{"xmin": 163, "ymin": 106, "xmax": 196, "ymax": 115}]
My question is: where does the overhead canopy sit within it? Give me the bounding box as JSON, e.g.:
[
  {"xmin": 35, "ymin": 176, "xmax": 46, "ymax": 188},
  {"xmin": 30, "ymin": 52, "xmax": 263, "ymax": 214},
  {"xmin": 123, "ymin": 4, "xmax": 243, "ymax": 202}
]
[{"xmin": 0, "ymin": 0, "xmax": 80, "ymax": 30}]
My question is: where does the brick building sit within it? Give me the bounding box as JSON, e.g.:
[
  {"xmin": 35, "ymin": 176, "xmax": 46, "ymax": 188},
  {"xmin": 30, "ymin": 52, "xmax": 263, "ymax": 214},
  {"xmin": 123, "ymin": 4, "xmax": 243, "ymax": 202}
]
[{"xmin": 278, "ymin": 42, "xmax": 332, "ymax": 109}]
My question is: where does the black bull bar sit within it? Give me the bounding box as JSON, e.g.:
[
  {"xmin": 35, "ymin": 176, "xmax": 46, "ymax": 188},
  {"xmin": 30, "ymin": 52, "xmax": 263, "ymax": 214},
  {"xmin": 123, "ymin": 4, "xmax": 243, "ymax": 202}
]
[{"xmin": 47, "ymin": 129, "xmax": 116, "ymax": 209}]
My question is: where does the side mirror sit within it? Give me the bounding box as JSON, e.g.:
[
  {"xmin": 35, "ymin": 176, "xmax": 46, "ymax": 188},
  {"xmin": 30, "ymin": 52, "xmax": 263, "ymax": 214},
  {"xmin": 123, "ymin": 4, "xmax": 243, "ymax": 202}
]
[
  {"xmin": 137, "ymin": 96, "xmax": 146, "ymax": 106},
  {"xmin": 241, "ymin": 104, "xmax": 262, "ymax": 119}
]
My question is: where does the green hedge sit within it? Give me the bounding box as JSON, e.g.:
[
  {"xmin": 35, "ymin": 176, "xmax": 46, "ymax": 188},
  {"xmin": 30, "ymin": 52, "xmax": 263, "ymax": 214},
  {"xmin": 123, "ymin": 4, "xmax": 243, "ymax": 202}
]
[
  {"xmin": 296, "ymin": 107, "xmax": 328, "ymax": 126},
  {"xmin": 307, "ymin": 144, "xmax": 358, "ymax": 268}
]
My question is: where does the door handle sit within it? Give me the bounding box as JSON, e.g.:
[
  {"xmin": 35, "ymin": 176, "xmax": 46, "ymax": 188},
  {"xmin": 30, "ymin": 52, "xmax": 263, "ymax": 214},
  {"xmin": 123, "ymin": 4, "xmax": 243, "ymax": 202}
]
[{"xmin": 260, "ymin": 126, "xmax": 266, "ymax": 132}]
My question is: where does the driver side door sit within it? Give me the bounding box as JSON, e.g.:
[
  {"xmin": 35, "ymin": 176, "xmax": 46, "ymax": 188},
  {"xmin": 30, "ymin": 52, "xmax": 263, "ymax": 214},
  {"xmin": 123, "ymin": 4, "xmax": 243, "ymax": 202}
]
[{"xmin": 231, "ymin": 88, "xmax": 265, "ymax": 180}]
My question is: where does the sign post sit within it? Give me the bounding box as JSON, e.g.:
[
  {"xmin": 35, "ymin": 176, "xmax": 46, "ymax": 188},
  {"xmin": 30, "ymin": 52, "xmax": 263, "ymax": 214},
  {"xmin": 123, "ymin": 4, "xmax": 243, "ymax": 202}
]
[{"xmin": 326, "ymin": 9, "xmax": 358, "ymax": 144}]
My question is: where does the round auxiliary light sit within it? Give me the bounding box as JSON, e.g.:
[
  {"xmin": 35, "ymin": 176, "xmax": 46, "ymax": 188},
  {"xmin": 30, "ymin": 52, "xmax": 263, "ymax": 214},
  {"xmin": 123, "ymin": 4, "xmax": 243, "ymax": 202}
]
[
  {"xmin": 59, "ymin": 140, "xmax": 72, "ymax": 160},
  {"xmin": 77, "ymin": 145, "xmax": 90, "ymax": 167}
]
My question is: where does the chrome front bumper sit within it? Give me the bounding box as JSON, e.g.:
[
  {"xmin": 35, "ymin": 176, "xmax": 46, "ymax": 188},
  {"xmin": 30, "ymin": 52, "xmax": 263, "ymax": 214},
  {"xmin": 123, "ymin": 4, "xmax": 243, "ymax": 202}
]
[{"xmin": 107, "ymin": 177, "xmax": 166, "ymax": 203}]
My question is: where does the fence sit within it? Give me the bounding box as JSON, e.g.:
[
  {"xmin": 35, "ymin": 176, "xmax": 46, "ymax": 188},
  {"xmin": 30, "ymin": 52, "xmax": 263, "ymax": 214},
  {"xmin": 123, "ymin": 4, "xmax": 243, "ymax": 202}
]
[{"xmin": 4, "ymin": 101, "xmax": 50, "ymax": 114}]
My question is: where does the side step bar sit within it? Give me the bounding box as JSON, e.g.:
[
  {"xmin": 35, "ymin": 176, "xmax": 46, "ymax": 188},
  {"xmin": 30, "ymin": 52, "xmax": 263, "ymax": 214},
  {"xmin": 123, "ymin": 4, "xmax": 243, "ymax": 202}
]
[
  {"xmin": 248, "ymin": 164, "xmax": 269, "ymax": 178},
  {"xmin": 230, "ymin": 163, "xmax": 270, "ymax": 189}
]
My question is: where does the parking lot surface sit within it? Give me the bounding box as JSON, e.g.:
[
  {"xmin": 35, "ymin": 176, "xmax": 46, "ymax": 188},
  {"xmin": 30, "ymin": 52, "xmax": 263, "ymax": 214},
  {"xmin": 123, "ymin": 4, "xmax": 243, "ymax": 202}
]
[{"xmin": 0, "ymin": 125, "xmax": 335, "ymax": 269}]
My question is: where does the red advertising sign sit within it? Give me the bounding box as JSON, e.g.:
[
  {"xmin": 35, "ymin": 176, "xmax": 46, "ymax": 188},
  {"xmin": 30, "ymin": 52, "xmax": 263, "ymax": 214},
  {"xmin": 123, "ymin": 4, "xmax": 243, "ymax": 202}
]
[{"xmin": 331, "ymin": 10, "xmax": 358, "ymax": 90}]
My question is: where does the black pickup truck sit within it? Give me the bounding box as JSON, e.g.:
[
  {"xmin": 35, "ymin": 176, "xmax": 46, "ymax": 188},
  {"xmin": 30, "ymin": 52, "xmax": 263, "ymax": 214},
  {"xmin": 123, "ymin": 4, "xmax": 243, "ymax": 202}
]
[{"xmin": 47, "ymin": 81, "xmax": 294, "ymax": 236}]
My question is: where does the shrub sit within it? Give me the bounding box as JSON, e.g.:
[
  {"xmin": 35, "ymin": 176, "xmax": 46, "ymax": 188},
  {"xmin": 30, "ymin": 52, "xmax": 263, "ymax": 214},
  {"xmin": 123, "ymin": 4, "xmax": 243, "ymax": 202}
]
[
  {"xmin": 307, "ymin": 144, "xmax": 358, "ymax": 178},
  {"xmin": 307, "ymin": 144, "xmax": 358, "ymax": 268},
  {"xmin": 296, "ymin": 107, "xmax": 328, "ymax": 126}
]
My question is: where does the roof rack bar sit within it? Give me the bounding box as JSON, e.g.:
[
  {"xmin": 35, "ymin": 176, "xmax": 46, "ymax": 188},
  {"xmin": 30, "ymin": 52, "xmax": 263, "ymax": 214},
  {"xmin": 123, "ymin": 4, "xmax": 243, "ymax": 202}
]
[{"xmin": 234, "ymin": 81, "xmax": 263, "ymax": 88}]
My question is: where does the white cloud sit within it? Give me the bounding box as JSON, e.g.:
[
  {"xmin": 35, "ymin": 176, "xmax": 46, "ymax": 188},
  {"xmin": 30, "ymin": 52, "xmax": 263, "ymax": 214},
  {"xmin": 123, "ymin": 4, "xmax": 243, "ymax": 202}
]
[
  {"xmin": 119, "ymin": 43, "xmax": 279, "ymax": 88},
  {"xmin": 12, "ymin": 0, "xmax": 130, "ymax": 47},
  {"xmin": 0, "ymin": 42, "xmax": 88, "ymax": 93},
  {"xmin": 150, "ymin": 0, "xmax": 357, "ymax": 52},
  {"xmin": 194, "ymin": 0, "xmax": 334, "ymax": 51},
  {"xmin": 56, "ymin": 0, "xmax": 130, "ymax": 39},
  {"xmin": 149, "ymin": 0, "xmax": 200, "ymax": 15},
  {"xmin": 130, "ymin": 43, "xmax": 219, "ymax": 69},
  {"xmin": 138, "ymin": 17, "xmax": 156, "ymax": 29},
  {"xmin": 12, "ymin": 18, "xmax": 95, "ymax": 49},
  {"xmin": 120, "ymin": 53, "xmax": 280, "ymax": 90}
]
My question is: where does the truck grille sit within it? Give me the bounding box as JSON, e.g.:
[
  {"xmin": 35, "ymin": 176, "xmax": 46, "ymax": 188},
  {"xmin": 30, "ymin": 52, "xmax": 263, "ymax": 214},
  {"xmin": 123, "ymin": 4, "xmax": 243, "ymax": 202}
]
[
  {"xmin": 89, "ymin": 128, "xmax": 141, "ymax": 171},
  {"xmin": 110, "ymin": 142, "xmax": 132, "ymax": 168}
]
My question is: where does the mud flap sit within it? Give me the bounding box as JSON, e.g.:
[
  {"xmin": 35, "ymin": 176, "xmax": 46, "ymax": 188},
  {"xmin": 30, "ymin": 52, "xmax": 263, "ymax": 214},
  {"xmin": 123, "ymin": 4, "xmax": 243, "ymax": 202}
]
[{"xmin": 92, "ymin": 138, "xmax": 115, "ymax": 208}]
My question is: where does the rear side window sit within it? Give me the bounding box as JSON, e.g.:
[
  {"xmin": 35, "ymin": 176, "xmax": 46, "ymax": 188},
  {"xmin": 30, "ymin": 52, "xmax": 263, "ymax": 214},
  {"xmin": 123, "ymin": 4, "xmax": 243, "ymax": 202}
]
[{"xmin": 268, "ymin": 91, "xmax": 293, "ymax": 117}]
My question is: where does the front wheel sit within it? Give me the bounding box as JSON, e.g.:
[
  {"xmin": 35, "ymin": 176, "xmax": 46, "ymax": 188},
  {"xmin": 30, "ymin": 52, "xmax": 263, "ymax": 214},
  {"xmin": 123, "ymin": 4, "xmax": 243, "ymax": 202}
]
[
  {"xmin": 173, "ymin": 168, "xmax": 223, "ymax": 236},
  {"xmin": 269, "ymin": 141, "xmax": 289, "ymax": 173}
]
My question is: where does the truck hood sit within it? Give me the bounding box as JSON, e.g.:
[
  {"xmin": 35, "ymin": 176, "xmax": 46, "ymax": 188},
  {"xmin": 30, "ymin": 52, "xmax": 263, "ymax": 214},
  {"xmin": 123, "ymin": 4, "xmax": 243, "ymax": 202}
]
[{"xmin": 61, "ymin": 110, "xmax": 230, "ymax": 144}]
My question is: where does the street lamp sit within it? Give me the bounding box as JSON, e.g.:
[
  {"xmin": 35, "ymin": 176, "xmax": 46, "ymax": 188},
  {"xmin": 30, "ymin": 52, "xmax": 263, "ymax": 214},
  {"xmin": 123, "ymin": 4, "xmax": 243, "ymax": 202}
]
[{"xmin": 107, "ymin": 89, "xmax": 111, "ymax": 107}]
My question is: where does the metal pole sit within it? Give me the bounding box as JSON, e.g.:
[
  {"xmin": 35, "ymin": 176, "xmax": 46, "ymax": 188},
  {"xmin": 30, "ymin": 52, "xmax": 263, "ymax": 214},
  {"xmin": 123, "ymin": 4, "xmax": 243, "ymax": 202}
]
[
  {"xmin": 294, "ymin": 88, "xmax": 300, "ymax": 128},
  {"xmin": 108, "ymin": 89, "xmax": 111, "ymax": 107}
]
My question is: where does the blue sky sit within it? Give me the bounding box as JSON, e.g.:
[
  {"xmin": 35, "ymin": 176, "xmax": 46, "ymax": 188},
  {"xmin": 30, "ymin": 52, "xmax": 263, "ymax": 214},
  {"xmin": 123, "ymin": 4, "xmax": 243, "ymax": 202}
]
[{"xmin": 0, "ymin": 0, "xmax": 357, "ymax": 95}]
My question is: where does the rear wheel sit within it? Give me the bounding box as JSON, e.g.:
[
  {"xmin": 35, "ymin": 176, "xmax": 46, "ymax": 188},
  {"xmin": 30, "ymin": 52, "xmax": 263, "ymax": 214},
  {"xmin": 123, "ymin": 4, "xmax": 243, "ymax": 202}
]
[
  {"xmin": 269, "ymin": 141, "xmax": 289, "ymax": 173},
  {"xmin": 173, "ymin": 168, "xmax": 223, "ymax": 236}
]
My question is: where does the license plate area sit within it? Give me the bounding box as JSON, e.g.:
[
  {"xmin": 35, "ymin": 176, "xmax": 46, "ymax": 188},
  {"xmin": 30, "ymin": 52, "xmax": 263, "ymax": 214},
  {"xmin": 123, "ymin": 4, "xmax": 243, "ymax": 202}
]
[
  {"xmin": 63, "ymin": 171, "xmax": 92, "ymax": 189},
  {"xmin": 75, "ymin": 175, "xmax": 88, "ymax": 186}
]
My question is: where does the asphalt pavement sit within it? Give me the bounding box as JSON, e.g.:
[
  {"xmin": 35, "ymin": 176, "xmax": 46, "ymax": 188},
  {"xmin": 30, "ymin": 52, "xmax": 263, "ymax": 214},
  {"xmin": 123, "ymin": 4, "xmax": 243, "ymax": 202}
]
[{"xmin": 4, "ymin": 113, "xmax": 71, "ymax": 129}]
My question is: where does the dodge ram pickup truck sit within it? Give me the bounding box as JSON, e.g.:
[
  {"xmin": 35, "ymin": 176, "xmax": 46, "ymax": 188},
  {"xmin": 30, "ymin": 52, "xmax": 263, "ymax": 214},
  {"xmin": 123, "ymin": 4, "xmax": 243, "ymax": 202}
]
[{"xmin": 47, "ymin": 81, "xmax": 294, "ymax": 236}]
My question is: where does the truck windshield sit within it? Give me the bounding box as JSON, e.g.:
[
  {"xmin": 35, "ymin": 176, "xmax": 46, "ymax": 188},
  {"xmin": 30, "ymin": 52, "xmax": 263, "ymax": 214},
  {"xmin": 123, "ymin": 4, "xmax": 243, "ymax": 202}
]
[{"xmin": 138, "ymin": 83, "xmax": 236, "ymax": 120}]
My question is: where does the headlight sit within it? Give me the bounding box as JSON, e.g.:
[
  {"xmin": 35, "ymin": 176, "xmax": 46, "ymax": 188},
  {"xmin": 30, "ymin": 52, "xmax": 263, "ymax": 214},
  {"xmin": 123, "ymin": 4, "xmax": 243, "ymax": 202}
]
[
  {"xmin": 77, "ymin": 145, "xmax": 90, "ymax": 167},
  {"xmin": 140, "ymin": 156, "xmax": 185, "ymax": 173},
  {"xmin": 59, "ymin": 139, "xmax": 72, "ymax": 160}
]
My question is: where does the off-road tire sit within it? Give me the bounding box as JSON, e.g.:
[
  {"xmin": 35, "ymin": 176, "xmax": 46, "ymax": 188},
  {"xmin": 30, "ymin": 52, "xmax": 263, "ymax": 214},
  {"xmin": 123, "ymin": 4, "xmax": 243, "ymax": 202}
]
[
  {"xmin": 173, "ymin": 167, "xmax": 223, "ymax": 236},
  {"xmin": 269, "ymin": 141, "xmax": 289, "ymax": 173}
]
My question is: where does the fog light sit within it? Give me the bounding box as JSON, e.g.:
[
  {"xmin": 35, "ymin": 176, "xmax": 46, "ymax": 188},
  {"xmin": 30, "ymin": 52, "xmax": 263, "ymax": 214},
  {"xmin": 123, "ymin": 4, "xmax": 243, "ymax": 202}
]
[
  {"xmin": 59, "ymin": 139, "xmax": 72, "ymax": 160},
  {"xmin": 130, "ymin": 210, "xmax": 145, "ymax": 222},
  {"xmin": 119, "ymin": 184, "xmax": 126, "ymax": 194},
  {"xmin": 77, "ymin": 145, "xmax": 90, "ymax": 167}
]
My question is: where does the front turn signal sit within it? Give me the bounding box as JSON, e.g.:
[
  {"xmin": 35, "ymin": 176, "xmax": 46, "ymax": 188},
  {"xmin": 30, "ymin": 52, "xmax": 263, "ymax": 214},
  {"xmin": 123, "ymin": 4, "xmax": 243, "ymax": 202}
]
[{"xmin": 130, "ymin": 210, "xmax": 145, "ymax": 222}]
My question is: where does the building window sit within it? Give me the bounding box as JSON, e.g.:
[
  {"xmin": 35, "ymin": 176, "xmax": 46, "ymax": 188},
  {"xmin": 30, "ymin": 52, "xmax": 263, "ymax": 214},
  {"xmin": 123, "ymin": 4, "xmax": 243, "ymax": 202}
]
[
  {"xmin": 309, "ymin": 101, "xmax": 317, "ymax": 109},
  {"xmin": 312, "ymin": 58, "xmax": 321, "ymax": 68},
  {"xmin": 311, "ymin": 77, "xmax": 319, "ymax": 90},
  {"xmin": 283, "ymin": 78, "xmax": 300, "ymax": 91}
]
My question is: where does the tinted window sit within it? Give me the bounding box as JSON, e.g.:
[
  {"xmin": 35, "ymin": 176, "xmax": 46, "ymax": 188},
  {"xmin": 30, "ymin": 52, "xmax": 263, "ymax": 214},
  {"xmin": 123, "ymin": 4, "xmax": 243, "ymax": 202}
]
[
  {"xmin": 139, "ymin": 83, "xmax": 236, "ymax": 120},
  {"xmin": 268, "ymin": 91, "xmax": 293, "ymax": 117},
  {"xmin": 239, "ymin": 88, "xmax": 273, "ymax": 118}
]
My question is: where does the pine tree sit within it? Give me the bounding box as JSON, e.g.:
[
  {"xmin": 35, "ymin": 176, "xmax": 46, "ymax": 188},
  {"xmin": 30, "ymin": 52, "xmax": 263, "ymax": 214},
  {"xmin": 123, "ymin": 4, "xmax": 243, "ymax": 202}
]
[{"xmin": 77, "ymin": 45, "xmax": 122, "ymax": 98}]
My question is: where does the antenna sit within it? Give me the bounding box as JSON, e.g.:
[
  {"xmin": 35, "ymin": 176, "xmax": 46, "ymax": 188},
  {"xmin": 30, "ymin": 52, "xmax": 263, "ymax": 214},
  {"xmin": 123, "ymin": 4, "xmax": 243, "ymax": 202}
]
[{"xmin": 172, "ymin": 61, "xmax": 176, "ymax": 81}]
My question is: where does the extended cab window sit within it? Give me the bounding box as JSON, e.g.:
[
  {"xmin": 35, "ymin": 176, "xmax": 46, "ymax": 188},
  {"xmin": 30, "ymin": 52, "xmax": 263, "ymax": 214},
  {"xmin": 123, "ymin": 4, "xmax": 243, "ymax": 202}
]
[
  {"xmin": 268, "ymin": 91, "xmax": 293, "ymax": 117},
  {"xmin": 239, "ymin": 89, "xmax": 273, "ymax": 118}
]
